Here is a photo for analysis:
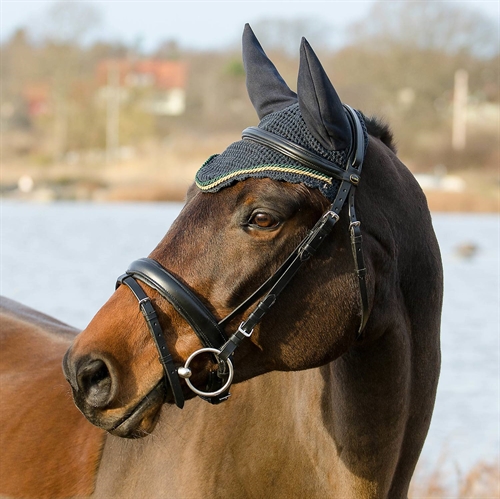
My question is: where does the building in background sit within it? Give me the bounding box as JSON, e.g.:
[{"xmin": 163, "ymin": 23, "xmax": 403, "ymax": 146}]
[{"xmin": 96, "ymin": 59, "xmax": 187, "ymax": 116}]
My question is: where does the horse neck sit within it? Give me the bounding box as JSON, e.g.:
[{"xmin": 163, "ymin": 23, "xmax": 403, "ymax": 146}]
[
  {"xmin": 94, "ymin": 335, "xmax": 415, "ymax": 499},
  {"xmin": 94, "ymin": 368, "xmax": 340, "ymax": 498}
]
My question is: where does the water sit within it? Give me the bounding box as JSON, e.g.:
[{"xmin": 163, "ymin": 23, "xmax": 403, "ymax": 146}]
[
  {"xmin": 1, "ymin": 201, "xmax": 184, "ymax": 328},
  {"xmin": 1, "ymin": 201, "xmax": 499, "ymax": 473}
]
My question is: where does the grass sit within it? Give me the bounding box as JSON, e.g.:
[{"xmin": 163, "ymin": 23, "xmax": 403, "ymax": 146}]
[{"xmin": 409, "ymin": 459, "xmax": 499, "ymax": 498}]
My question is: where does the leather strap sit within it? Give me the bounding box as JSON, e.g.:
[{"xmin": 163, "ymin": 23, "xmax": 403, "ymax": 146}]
[
  {"xmin": 124, "ymin": 258, "xmax": 227, "ymax": 350},
  {"xmin": 114, "ymin": 105, "xmax": 370, "ymax": 408},
  {"xmin": 219, "ymin": 201, "xmax": 344, "ymax": 362},
  {"xmin": 344, "ymin": 105, "xmax": 365, "ymax": 170},
  {"xmin": 119, "ymin": 259, "xmax": 231, "ymax": 405},
  {"xmin": 219, "ymin": 106, "xmax": 369, "ymax": 359},
  {"xmin": 344, "ymin": 105, "xmax": 369, "ymax": 336},
  {"xmin": 117, "ymin": 275, "xmax": 185, "ymax": 409},
  {"xmin": 348, "ymin": 188, "xmax": 369, "ymax": 336},
  {"xmin": 242, "ymin": 127, "xmax": 351, "ymax": 182},
  {"xmin": 218, "ymin": 208, "xmax": 340, "ymax": 330}
]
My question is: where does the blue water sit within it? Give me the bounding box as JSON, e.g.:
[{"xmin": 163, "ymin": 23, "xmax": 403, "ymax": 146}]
[{"xmin": 1, "ymin": 201, "xmax": 498, "ymax": 474}]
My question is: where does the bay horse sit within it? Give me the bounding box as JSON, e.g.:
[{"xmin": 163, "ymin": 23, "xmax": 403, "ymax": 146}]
[{"xmin": 0, "ymin": 26, "xmax": 442, "ymax": 499}]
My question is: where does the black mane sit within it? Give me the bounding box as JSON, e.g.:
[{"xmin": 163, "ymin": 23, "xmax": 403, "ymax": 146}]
[{"xmin": 363, "ymin": 114, "xmax": 397, "ymax": 153}]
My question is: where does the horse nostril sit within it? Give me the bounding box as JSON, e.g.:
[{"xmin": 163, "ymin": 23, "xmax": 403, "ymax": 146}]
[{"xmin": 77, "ymin": 358, "xmax": 113, "ymax": 408}]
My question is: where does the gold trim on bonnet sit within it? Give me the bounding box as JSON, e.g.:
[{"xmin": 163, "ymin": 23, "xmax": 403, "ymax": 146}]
[{"xmin": 196, "ymin": 164, "xmax": 332, "ymax": 191}]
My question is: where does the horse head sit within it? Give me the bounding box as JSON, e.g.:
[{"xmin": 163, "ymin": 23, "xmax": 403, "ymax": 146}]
[{"xmin": 63, "ymin": 25, "xmax": 435, "ymax": 441}]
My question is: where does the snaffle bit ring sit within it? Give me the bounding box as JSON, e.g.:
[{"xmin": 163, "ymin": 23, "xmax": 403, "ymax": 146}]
[{"xmin": 179, "ymin": 347, "xmax": 234, "ymax": 397}]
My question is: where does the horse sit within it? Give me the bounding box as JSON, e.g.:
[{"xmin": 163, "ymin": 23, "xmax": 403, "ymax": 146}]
[
  {"xmin": 0, "ymin": 297, "xmax": 105, "ymax": 498},
  {"xmin": 0, "ymin": 25, "xmax": 442, "ymax": 499}
]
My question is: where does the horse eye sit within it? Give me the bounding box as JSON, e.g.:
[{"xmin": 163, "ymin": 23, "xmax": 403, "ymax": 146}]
[{"xmin": 249, "ymin": 212, "xmax": 279, "ymax": 228}]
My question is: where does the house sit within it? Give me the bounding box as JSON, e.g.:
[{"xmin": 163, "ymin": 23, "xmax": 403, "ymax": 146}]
[
  {"xmin": 22, "ymin": 83, "xmax": 50, "ymax": 117},
  {"xmin": 96, "ymin": 59, "xmax": 188, "ymax": 116}
]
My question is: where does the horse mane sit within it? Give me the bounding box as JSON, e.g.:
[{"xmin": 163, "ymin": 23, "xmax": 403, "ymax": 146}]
[{"xmin": 362, "ymin": 114, "xmax": 397, "ymax": 153}]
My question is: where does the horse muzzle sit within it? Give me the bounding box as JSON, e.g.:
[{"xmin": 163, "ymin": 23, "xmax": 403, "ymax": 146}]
[{"xmin": 62, "ymin": 347, "xmax": 165, "ymax": 438}]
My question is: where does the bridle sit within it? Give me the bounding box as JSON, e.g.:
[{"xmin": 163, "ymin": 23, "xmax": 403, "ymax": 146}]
[{"xmin": 116, "ymin": 105, "xmax": 369, "ymax": 409}]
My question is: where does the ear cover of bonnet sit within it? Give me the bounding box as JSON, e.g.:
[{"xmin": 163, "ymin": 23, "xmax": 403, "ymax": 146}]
[
  {"xmin": 195, "ymin": 24, "xmax": 366, "ymax": 202},
  {"xmin": 243, "ymin": 24, "xmax": 298, "ymax": 119}
]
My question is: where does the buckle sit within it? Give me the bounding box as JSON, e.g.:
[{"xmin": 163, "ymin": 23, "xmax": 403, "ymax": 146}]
[
  {"xmin": 349, "ymin": 220, "xmax": 361, "ymax": 231},
  {"xmin": 238, "ymin": 322, "xmax": 254, "ymax": 338},
  {"xmin": 325, "ymin": 210, "xmax": 340, "ymax": 223}
]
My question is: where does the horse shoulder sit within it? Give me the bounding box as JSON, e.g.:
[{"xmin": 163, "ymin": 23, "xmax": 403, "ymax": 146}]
[
  {"xmin": 93, "ymin": 369, "xmax": 354, "ymax": 498},
  {"xmin": 0, "ymin": 297, "xmax": 105, "ymax": 499}
]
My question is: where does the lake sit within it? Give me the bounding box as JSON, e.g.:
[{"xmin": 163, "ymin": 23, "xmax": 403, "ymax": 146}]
[{"xmin": 1, "ymin": 200, "xmax": 498, "ymax": 474}]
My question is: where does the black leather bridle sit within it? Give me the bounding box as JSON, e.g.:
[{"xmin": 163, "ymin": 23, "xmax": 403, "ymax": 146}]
[{"xmin": 116, "ymin": 105, "xmax": 369, "ymax": 409}]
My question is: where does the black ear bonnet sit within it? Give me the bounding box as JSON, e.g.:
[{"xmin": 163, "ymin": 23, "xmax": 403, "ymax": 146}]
[{"xmin": 195, "ymin": 25, "xmax": 368, "ymax": 202}]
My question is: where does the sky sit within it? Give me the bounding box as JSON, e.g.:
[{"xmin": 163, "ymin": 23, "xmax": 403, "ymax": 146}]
[{"xmin": 0, "ymin": 0, "xmax": 498, "ymax": 52}]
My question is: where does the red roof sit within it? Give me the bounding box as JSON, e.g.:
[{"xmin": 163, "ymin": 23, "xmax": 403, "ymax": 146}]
[
  {"xmin": 22, "ymin": 83, "xmax": 50, "ymax": 116},
  {"xmin": 96, "ymin": 59, "xmax": 187, "ymax": 90}
]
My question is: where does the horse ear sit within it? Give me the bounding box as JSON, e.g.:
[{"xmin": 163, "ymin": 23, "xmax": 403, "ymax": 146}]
[
  {"xmin": 297, "ymin": 38, "xmax": 351, "ymax": 151},
  {"xmin": 243, "ymin": 24, "xmax": 297, "ymax": 120}
]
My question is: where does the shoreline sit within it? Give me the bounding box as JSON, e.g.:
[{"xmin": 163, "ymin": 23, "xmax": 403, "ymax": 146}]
[
  {"xmin": 1, "ymin": 159, "xmax": 498, "ymax": 213},
  {"xmin": 2, "ymin": 182, "xmax": 498, "ymax": 213}
]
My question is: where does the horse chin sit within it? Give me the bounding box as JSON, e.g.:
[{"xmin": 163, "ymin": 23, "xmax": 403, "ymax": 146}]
[{"xmin": 108, "ymin": 381, "xmax": 166, "ymax": 439}]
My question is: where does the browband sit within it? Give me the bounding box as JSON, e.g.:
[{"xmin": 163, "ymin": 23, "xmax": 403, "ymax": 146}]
[
  {"xmin": 241, "ymin": 127, "xmax": 350, "ymax": 182},
  {"xmin": 242, "ymin": 105, "xmax": 365, "ymax": 183}
]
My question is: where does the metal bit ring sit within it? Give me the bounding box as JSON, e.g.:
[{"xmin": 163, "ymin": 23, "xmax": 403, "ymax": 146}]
[{"xmin": 181, "ymin": 347, "xmax": 234, "ymax": 397}]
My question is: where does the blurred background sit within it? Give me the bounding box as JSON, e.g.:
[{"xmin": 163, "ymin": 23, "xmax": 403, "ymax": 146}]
[
  {"xmin": 1, "ymin": 1, "xmax": 499, "ymax": 497},
  {"xmin": 0, "ymin": 0, "xmax": 498, "ymax": 207}
]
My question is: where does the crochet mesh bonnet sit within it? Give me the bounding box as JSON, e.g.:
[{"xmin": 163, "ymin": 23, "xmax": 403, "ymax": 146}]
[{"xmin": 195, "ymin": 25, "xmax": 367, "ymax": 202}]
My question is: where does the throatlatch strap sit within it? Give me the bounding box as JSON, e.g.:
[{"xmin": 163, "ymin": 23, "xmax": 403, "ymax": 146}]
[
  {"xmin": 348, "ymin": 188, "xmax": 369, "ymax": 336},
  {"xmin": 344, "ymin": 105, "xmax": 369, "ymax": 336},
  {"xmin": 117, "ymin": 275, "xmax": 185, "ymax": 409}
]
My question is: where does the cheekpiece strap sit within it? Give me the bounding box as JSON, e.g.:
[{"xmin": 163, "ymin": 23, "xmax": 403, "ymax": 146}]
[{"xmin": 219, "ymin": 104, "xmax": 369, "ymax": 360}]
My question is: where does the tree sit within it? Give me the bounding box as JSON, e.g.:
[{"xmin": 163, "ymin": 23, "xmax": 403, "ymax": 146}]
[
  {"xmin": 252, "ymin": 18, "xmax": 332, "ymax": 57},
  {"xmin": 34, "ymin": 0, "xmax": 101, "ymax": 46},
  {"xmin": 347, "ymin": 0, "xmax": 497, "ymax": 57},
  {"xmin": 329, "ymin": 0, "xmax": 499, "ymax": 169}
]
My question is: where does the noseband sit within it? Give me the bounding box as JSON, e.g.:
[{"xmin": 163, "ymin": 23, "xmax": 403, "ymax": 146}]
[{"xmin": 116, "ymin": 105, "xmax": 368, "ymax": 409}]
